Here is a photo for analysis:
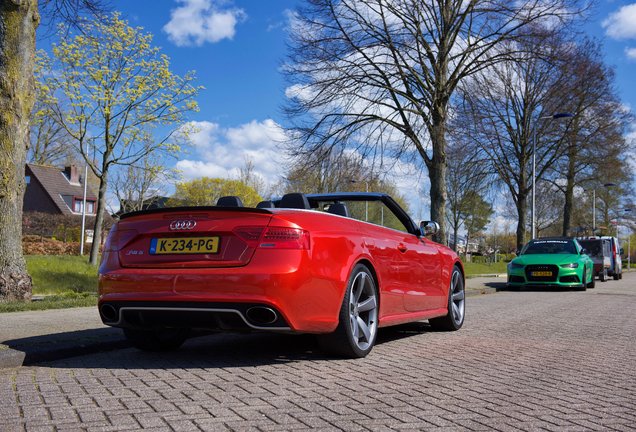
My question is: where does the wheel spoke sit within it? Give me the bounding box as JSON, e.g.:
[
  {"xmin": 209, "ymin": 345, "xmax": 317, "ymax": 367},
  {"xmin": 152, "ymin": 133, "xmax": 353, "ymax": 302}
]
[
  {"xmin": 351, "ymin": 315, "xmax": 359, "ymax": 339},
  {"xmin": 451, "ymin": 271, "xmax": 459, "ymax": 290},
  {"xmin": 354, "ymin": 273, "xmax": 366, "ymax": 302},
  {"xmin": 452, "ymin": 290, "xmax": 464, "ymax": 302},
  {"xmin": 358, "ymin": 295, "xmax": 377, "ymax": 313},
  {"xmin": 452, "ymin": 302, "xmax": 461, "ymax": 321},
  {"xmin": 356, "ymin": 316, "xmax": 371, "ymax": 342}
]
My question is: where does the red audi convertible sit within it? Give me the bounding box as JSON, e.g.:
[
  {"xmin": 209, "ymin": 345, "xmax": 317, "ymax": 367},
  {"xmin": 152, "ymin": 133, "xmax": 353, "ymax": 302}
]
[{"xmin": 98, "ymin": 192, "xmax": 465, "ymax": 358}]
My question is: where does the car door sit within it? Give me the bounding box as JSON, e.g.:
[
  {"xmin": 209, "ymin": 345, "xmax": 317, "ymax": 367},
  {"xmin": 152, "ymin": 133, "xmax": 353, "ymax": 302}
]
[
  {"xmin": 358, "ymin": 223, "xmax": 405, "ymax": 316},
  {"xmin": 396, "ymin": 233, "xmax": 445, "ymax": 312}
]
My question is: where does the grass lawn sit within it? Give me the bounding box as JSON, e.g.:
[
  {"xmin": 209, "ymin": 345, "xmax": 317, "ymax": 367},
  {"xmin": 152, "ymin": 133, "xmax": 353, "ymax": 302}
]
[
  {"xmin": 462, "ymin": 260, "xmax": 508, "ymax": 277},
  {"xmin": 0, "ymin": 256, "xmax": 99, "ymax": 313},
  {"xmin": 26, "ymin": 255, "xmax": 99, "ymax": 295},
  {"xmin": 0, "ymin": 291, "xmax": 97, "ymax": 313}
]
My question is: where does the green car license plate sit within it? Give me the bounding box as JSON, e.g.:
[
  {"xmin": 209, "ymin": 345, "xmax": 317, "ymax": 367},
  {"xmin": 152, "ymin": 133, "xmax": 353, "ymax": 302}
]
[{"xmin": 532, "ymin": 271, "xmax": 552, "ymax": 277}]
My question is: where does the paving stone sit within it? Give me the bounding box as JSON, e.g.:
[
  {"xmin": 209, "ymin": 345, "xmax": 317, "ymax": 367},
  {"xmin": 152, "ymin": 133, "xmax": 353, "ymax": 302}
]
[{"xmin": 2, "ymin": 279, "xmax": 636, "ymax": 431}]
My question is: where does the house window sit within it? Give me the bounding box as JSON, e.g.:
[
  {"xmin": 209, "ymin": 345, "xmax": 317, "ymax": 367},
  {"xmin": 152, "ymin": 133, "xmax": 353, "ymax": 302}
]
[{"xmin": 73, "ymin": 198, "xmax": 96, "ymax": 214}]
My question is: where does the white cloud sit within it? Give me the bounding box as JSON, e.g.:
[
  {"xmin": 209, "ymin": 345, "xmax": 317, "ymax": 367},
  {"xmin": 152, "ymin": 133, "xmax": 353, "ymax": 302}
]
[
  {"xmin": 176, "ymin": 119, "xmax": 287, "ymax": 189},
  {"xmin": 602, "ymin": 4, "xmax": 636, "ymax": 40},
  {"xmin": 163, "ymin": 0, "xmax": 246, "ymax": 46},
  {"xmin": 626, "ymin": 47, "xmax": 636, "ymax": 60}
]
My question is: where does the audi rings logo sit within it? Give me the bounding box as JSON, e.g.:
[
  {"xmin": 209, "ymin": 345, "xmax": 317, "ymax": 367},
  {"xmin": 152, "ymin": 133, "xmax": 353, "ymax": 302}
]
[{"xmin": 170, "ymin": 220, "xmax": 196, "ymax": 230}]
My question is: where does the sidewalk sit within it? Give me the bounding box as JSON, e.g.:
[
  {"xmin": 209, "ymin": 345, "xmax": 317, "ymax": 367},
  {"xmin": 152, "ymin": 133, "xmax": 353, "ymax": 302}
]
[
  {"xmin": 0, "ymin": 307, "xmax": 129, "ymax": 368},
  {"xmin": 0, "ymin": 274, "xmax": 507, "ymax": 368}
]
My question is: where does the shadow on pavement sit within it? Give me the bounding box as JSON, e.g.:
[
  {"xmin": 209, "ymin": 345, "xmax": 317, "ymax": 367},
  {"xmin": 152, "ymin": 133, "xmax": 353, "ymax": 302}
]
[
  {"xmin": 35, "ymin": 322, "xmax": 444, "ymax": 369},
  {"xmin": 5, "ymin": 327, "xmax": 129, "ymax": 366}
]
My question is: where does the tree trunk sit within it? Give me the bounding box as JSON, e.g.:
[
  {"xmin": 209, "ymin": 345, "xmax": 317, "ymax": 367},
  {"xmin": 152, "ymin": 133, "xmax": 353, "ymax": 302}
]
[
  {"xmin": 562, "ymin": 179, "xmax": 575, "ymax": 237},
  {"xmin": 562, "ymin": 142, "xmax": 577, "ymax": 237},
  {"xmin": 0, "ymin": 0, "xmax": 38, "ymax": 302},
  {"xmin": 516, "ymin": 192, "xmax": 528, "ymax": 253},
  {"xmin": 89, "ymin": 160, "xmax": 108, "ymax": 265},
  {"xmin": 427, "ymin": 106, "xmax": 448, "ymax": 245}
]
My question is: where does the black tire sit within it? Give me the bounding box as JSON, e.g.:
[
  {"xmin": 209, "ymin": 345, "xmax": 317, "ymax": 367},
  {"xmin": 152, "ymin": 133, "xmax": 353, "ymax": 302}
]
[
  {"xmin": 317, "ymin": 264, "xmax": 379, "ymax": 358},
  {"xmin": 429, "ymin": 266, "xmax": 465, "ymax": 331},
  {"xmin": 600, "ymin": 269, "xmax": 607, "ymax": 282},
  {"xmin": 588, "ymin": 267, "xmax": 595, "ymax": 289},
  {"xmin": 579, "ymin": 266, "xmax": 588, "ymax": 291},
  {"xmin": 619, "ymin": 270, "xmax": 623, "ymax": 280},
  {"xmin": 123, "ymin": 328, "xmax": 191, "ymax": 352},
  {"xmin": 613, "ymin": 271, "xmax": 619, "ymax": 280}
]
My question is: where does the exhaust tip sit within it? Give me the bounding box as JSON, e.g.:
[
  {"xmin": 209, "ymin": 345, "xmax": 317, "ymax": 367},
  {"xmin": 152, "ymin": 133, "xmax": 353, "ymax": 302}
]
[
  {"xmin": 100, "ymin": 304, "xmax": 118, "ymax": 322},
  {"xmin": 246, "ymin": 306, "xmax": 278, "ymax": 325}
]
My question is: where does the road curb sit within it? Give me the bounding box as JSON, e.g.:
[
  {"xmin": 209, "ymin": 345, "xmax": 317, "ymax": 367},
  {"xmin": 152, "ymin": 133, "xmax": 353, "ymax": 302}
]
[
  {"xmin": 0, "ymin": 346, "xmax": 26, "ymax": 368},
  {"xmin": 466, "ymin": 287, "xmax": 498, "ymax": 296}
]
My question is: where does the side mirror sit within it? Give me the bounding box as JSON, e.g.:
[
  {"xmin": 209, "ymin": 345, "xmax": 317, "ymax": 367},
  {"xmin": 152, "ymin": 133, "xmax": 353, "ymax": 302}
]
[
  {"xmin": 420, "ymin": 221, "xmax": 440, "ymax": 237},
  {"xmin": 620, "ymin": 248, "xmax": 624, "ymax": 255},
  {"xmin": 581, "ymin": 248, "xmax": 587, "ymax": 255},
  {"xmin": 515, "ymin": 250, "xmax": 520, "ymax": 256}
]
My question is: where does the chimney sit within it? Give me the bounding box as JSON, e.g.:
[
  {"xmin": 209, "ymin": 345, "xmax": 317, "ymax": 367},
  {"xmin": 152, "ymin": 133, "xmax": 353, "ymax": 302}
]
[{"xmin": 64, "ymin": 166, "xmax": 80, "ymax": 185}]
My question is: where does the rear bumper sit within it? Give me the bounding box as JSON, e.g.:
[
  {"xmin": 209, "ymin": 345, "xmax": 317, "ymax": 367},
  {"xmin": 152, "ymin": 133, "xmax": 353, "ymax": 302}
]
[{"xmin": 98, "ymin": 249, "xmax": 346, "ymax": 334}]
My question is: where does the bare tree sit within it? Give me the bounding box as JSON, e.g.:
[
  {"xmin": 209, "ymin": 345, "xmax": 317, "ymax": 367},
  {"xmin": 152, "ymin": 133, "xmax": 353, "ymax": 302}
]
[
  {"xmin": 445, "ymin": 142, "xmax": 490, "ymax": 253},
  {"xmin": 547, "ymin": 39, "xmax": 634, "ymax": 236},
  {"xmin": 455, "ymin": 31, "xmax": 577, "ymax": 251},
  {"xmin": 282, "ymin": 0, "xmax": 591, "ymax": 244},
  {"xmin": 110, "ymin": 151, "xmax": 179, "ymax": 215}
]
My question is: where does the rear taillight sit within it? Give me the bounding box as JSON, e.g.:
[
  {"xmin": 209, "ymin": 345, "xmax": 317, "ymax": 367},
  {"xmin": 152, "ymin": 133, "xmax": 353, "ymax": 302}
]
[
  {"xmin": 233, "ymin": 227, "xmax": 266, "ymax": 248},
  {"xmin": 233, "ymin": 227, "xmax": 310, "ymax": 250},
  {"xmin": 103, "ymin": 227, "xmax": 138, "ymax": 252}
]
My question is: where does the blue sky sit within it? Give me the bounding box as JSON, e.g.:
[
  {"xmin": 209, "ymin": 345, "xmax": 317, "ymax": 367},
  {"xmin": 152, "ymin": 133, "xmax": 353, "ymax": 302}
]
[{"xmin": 38, "ymin": 0, "xmax": 636, "ymax": 219}]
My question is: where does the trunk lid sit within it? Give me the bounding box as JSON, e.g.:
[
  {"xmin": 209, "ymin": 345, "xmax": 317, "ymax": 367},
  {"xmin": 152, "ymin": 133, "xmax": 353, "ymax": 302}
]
[{"xmin": 111, "ymin": 207, "xmax": 274, "ymax": 268}]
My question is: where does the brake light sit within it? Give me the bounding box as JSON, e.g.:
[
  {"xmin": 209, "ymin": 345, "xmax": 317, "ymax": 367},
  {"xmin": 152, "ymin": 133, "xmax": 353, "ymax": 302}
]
[
  {"xmin": 233, "ymin": 226, "xmax": 310, "ymax": 250},
  {"xmin": 613, "ymin": 244, "xmax": 617, "ymax": 258},
  {"xmin": 103, "ymin": 227, "xmax": 138, "ymax": 252},
  {"xmin": 233, "ymin": 227, "xmax": 265, "ymax": 248}
]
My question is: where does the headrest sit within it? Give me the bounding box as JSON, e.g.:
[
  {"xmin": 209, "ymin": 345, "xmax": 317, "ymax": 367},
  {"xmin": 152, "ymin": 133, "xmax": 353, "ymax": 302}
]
[
  {"xmin": 256, "ymin": 200, "xmax": 275, "ymax": 209},
  {"xmin": 279, "ymin": 193, "xmax": 310, "ymax": 209},
  {"xmin": 216, "ymin": 196, "xmax": 243, "ymax": 207},
  {"xmin": 328, "ymin": 202, "xmax": 350, "ymax": 217}
]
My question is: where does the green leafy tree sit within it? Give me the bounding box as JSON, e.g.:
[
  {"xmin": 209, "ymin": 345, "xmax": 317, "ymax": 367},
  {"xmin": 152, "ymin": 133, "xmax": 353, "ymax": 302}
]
[
  {"xmin": 39, "ymin": 12, "xmax": 202, "ymax": 265},
  {"xmin": 462, "ymin": 191, "xmax": 493, "ymax": 254},
  {"xmin": 169, "ymin": 178, "xmax": 263, "ymax": 208}
]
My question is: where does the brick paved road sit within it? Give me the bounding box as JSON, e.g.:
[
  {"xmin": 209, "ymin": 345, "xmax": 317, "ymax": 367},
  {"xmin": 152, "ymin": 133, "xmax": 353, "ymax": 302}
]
[{"xmin": 2, "ymin": 274, "xmax": 635, "ymax": 431}]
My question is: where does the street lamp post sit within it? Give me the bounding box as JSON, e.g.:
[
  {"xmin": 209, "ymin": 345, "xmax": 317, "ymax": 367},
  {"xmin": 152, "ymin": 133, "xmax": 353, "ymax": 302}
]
[
  {"xmin": 532, "ymin": 112, "xmax": 574, "ymax": 239},
  {"xmin": 616, "ymin": 209, "xmax": 633, "ymax": 271},
  {"xmin": 348, "ymin": 179, "xmax": 369, "ymax": 221},
  {"xmin": 79, "ymin": 140, "xmax": 89, "ymax": 256},
  {"xmin": 622, "ymin": 208, "xmax": 632, "ymax": 271}
]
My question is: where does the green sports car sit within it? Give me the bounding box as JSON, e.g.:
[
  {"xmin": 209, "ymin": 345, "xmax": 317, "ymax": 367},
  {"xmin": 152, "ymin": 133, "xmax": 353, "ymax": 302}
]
[{"xmin": 507, "ymin": 237, "xmax": 595, "ymax": 291}]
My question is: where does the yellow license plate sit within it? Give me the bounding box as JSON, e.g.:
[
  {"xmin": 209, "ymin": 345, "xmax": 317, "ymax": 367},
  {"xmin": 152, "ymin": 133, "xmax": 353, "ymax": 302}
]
[
  {"xmin": 150, "ymin": 237, "xmax": 220, "ymax": 254},
  {"xmin": 532, "ymin": 271, "xmax": 552, "ymax": 277}
]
